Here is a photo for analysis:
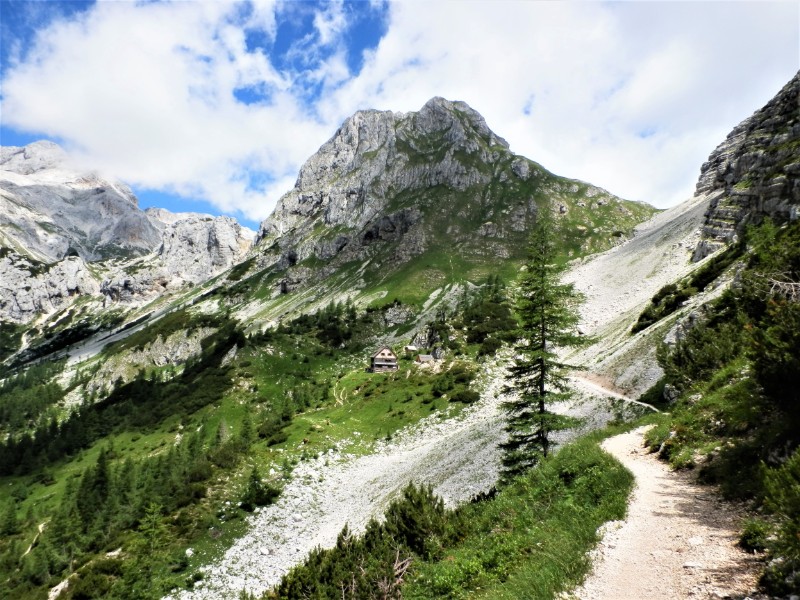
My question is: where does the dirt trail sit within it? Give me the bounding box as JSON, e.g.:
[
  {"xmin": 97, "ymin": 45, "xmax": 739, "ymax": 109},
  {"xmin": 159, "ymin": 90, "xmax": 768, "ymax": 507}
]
[{"xmin": 568, "ymin": 426, "xmax": 762, "ymax": 600}]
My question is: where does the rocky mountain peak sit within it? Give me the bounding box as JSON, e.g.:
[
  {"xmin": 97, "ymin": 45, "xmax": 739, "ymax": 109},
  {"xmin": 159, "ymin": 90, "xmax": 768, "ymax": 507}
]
[
  {"xmin": 0, "ymin": 141, "xmax": 138, "ymax": 204},
  {"xmin": 292, "ymin": 108, "xmax": 396, "ymax": 192},
  {"xmin": 259, "ymin": 97, "xmax": 516, "ymax": 242},
  {"xmin": 0, "ymin": 140, "xmax": 69, "ymax": 175},
  {"xmin": 0, "ymin": 142, "xmax": 256, "ymax": 323},
  {"xmin": 413, "ymin": 96, "xmax": 509, "ymax": 150},
  {"xmin": 253, "ymin": 97, "xmax": 654, "ymax": 304},
  {"xmin": 1, "ymin": 141, "xmax": 159, "ymax": 262}
]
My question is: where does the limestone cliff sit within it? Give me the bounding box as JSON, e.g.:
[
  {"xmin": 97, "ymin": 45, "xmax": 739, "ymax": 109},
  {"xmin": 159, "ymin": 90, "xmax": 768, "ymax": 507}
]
[
  {"xmin": 0, "ymin": 141, "xmax": 162, "ymax": 262},
  {"xmin": 0, "ymin": 251, "xmax": 99, "ymax": 323},
  {"xmin": 0, "ymin": 142, "xmax": 255, "ymax": 323},
  {"xmin": 693, "ymin": 71, "xmax": 800, "ymax": 259},
  {"xmin": 100, "ymin": 210, "xmax": 255, "ymax": 303}
]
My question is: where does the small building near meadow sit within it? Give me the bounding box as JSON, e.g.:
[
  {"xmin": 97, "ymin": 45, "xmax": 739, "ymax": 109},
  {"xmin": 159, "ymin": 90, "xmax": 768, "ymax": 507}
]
[{"xmin": 370, "ymin": 346, "xmax": 398, "ymax": 372}]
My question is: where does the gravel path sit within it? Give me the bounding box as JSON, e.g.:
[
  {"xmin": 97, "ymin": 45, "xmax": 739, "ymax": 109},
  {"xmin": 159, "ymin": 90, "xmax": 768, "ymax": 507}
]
[{"xmin": 568, "ymin": 426, "xmax": 762, "ymax": 600}]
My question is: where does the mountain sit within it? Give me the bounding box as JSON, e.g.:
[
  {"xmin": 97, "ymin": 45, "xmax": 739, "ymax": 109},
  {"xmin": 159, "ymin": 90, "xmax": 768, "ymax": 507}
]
[
  {"xmin": 693, "ymin": 70, "xmax": 799, "ymax": 259},
  {"xmin": 0, "ymin": 141, "xmax": 161, "ymax": 262},
  {"xmin": 241, "ymin": 97, "xmax": 655, "ymax": 325},
  {"xmin": 0, "ymin": 144, "xmax": 255, "ymax": 327}
]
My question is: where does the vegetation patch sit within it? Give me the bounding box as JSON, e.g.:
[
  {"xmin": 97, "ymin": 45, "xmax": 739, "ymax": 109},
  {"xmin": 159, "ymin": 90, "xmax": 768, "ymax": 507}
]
[
  {"xmin": 632, "ymin": 240, "xmax": 745, "ymax": 333},
  {"xmin": 0, "ymin": 321, "xmax": 24, "ymax": 364},
  {"xmin": 646, "ymin": 220, "xmax": 800, "ymax": 594},
  {"xmin": 104, "ymin": 309, "xmax": 220, "ymax": 356},
  {"xmin": 268, "ymin": 431, "xmax": 633, "ymax": 599}
]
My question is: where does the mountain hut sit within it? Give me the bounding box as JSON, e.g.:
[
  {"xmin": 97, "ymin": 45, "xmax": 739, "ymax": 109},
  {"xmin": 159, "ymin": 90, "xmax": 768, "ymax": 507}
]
[{"xmin": 370, "ymin": 346, "xmax": 399, "ymax": 372}]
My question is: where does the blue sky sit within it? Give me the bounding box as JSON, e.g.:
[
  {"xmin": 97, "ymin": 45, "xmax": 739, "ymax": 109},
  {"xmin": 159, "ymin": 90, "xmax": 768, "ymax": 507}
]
[{"xmin": 0, "ymin": 1, "xmax": 798, "ymax": 230}]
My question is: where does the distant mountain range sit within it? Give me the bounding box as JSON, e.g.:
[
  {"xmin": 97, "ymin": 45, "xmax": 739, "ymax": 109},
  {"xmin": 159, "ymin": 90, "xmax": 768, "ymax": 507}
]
[{"xmin": 1, "ymin": 74, "xmax": 797, "ymax": 365}]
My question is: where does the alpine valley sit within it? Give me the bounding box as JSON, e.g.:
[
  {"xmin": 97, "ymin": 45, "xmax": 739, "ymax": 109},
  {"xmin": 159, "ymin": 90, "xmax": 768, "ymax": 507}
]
[{"xmin": 1, "ymin": 72, "xmax": 798, "ymax": 600}]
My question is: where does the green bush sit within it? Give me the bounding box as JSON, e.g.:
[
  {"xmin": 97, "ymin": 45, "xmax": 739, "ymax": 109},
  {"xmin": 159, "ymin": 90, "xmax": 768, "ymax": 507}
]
[
  {"xmin": 450, "ymin": 390, "xmax": 480, "ymax": 404},
  {"xmin": 761, "ymin": 448, "xmax": 800, "ymax": 594},
  {"xmin": 739, "ymin": 517, "xmax": 771, "ymax": 552},
  {"xmin": 240, "ymin": 467, "xmax": 281, "ymax": 512}
]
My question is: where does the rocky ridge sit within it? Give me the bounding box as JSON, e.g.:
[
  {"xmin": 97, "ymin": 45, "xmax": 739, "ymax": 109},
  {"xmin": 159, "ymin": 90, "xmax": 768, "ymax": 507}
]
[
  {"xmin": 693, "ymin": 71, "xmax": 800, "ymax": 259},
  {"xmin": 100, "ymin": 209, "xmax": 255, "ymax": 304},
  {"xmin": 0, "ymin": 143, "xmax": 255, "ymax": 325}
]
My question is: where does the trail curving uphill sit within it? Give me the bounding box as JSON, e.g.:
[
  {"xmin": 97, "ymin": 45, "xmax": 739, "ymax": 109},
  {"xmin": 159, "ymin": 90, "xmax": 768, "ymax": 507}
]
[{"xmin": 568, "ymin": 426, "xmax": 763, "ymax": 600}]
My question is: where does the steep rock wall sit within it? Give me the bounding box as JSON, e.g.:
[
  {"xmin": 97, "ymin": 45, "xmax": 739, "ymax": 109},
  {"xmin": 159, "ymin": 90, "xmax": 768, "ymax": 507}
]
[{"xmin": 693, "ymin": 72, "xmax": 800, "ymax": 259}]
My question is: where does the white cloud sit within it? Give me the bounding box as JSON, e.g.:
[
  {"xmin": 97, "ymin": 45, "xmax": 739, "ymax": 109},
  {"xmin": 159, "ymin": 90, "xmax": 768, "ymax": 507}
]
[
  {"xmin": 322, "ymin": 1, "xmax": 798, "ymax": 207},
  {"xmin": 1, "ymin": 0, "xmax": 798, "ymax": 223}
]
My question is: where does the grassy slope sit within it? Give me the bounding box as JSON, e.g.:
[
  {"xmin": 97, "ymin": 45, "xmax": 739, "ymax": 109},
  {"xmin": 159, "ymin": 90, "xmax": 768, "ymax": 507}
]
[
  {"xmin": 0, "ymin": 306, "xmax": 483, "ymax": 598},
  {"xmin": 406, "ymin": 431, "xmax": 634, "ymax": 600}
]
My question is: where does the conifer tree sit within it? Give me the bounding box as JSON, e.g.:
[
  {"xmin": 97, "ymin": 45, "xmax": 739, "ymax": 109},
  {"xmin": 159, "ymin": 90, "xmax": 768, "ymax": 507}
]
[
  {"xmin": 1, "ymin": 501, "xmax": 18, "ymax": 536},
  {"xmin": 501, "ymin": 210, "xmax": 585, "ymax": 483}
]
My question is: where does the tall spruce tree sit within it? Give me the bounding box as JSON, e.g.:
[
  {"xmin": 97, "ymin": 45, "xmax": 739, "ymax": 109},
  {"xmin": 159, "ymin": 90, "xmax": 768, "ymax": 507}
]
[{"xmin": 501, "ymin": 210, "xmax": 585, "ymax": 483}]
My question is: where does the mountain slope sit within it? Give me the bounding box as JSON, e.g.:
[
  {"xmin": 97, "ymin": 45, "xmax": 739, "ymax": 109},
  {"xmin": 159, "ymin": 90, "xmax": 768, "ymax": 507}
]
[
  {"xmin": 0, "ymin": 143, "xmax": 255, "ymax": 361},
  {"xmin": 1, "ymin": 94, "xmax": 748, "ymax": 600},
  {"xmin": 222, "ymin": 97, "xmax": 656, "ymax": 329},
  {"xmin": 0, "ymin": 141, "xmax": 161, "ymax": 262}
]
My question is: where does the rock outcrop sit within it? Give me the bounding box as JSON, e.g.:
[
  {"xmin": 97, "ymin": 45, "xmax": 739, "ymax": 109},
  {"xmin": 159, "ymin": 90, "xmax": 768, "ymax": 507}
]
[
  {"xmin": 0, "ymin": 250, "xmax": 99, "ymax": 323},
  {"xmin": 99, "ymin": 211, "xmax": 255, "ymax": 304},
  {"xmin": 693, "ymin": 71, "xmax": 800, "ymax": 259},
  {"xmin": 148, "ymin": 209, "xmax": 255, "ymax": 280},
  {"xmin": 81, "ymin": 327, "xmax": 216, "ymax": 398}
]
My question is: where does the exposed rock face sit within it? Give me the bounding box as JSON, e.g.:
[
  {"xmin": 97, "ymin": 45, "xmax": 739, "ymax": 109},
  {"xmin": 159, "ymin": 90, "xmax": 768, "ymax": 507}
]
[
  {"xmin": 148, "ymin": 209, "xmax": 255, "ymax": 277},
  {"xmin": 693, "ymin": 71, "xmax": 800, "ymax": 259},
  {"xmin": 0, "ymin": 142, "xmax": 255, "ymax": 322},
  {"xmin": 0, "ymin": 141, "xmax": 162, "ymax": 262},
  {"xmin": 259, "ymin": 98, "xmax": 506, "ymax": 241},
  {"xmin": 100, "ymin": 211, "xmax": 255, "ymax": 304},
  {"xmin": 0, "ymin": 251, "xmax": 99, "ymax": 323},
  {"xmin": 81, "ymin": 327, "xmax": 215, "ymax": 398},
  {"xmin": 256, "ymin": 97, "xmax": 653, "ymax": 297}
]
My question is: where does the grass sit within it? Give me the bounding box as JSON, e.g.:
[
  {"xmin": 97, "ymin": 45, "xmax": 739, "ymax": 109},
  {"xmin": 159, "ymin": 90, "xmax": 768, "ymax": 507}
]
[
  {"xmin": 276, "ymin": 363, "xmax": 470, "ymax": 456},
  {"xmin": 0, "ymin": 324, "xmax": 482, "ymax": 594},
  {"xmin": 405, "ymin": 430, "xmax": 634, "ymax": 599}
]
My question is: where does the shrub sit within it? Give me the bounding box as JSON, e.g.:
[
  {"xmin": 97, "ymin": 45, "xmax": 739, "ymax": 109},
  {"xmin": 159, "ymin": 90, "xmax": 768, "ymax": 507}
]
[
  {"xmin": 450, "ymin": 390, "xmax": 480, "ymax": 404},
  {"xmin": 739, "ymin": 517, "xmax": 771, "ymax": 552},
  {"xmin": 477, "ymin": 336, "xmax": 502, "ymax": 357},
  {"xmin": 240, "ymin": 467, "xmax": 281, "ymax": 512},
  {"xmin": 761, "ymin": 448, "xmax": 800, "ymax": 594}
]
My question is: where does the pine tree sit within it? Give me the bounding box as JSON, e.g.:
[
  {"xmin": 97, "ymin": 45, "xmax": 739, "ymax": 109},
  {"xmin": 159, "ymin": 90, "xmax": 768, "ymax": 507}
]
[
  {"xmin": 501, "ymin": 210, "xmax": 585, "ymax": 483},
  {"xmin": 240, "ymin": 466, "xmax": 279, "ymax": 512}
]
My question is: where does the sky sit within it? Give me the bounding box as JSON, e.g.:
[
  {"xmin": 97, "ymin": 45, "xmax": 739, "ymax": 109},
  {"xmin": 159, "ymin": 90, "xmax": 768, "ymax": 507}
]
[{"xmin": 0, "ymin": 1, "xmax": 798, "ymax": 230}]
